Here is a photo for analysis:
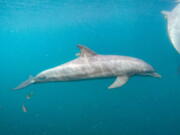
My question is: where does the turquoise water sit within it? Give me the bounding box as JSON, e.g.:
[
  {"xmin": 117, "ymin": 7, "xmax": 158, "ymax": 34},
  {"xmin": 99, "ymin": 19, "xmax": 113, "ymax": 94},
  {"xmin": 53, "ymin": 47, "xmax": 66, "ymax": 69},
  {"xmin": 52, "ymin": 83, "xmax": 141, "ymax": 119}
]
[{"xmin": 0, "ymin": 0, "xmax": 180, "ymax": 135}]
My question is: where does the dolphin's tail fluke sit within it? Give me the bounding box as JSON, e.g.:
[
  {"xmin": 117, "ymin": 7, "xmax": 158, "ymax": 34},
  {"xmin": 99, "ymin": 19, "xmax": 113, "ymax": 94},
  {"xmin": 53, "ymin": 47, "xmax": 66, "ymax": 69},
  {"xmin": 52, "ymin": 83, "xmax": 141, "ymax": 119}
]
[{"xmin": 14, "ymin": 76, "xmax": 35, "ymax": 90}]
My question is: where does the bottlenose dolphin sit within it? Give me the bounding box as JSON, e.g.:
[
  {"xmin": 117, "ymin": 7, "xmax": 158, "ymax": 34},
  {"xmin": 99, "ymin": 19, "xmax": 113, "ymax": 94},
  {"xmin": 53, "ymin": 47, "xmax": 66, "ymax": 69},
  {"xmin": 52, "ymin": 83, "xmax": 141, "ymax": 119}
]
[
  {"xmin": 14, "ymin": 45, "xmax": 161, "ymax": 90},
  {"xmin": 162, "ymin": 1, "xmax": 180, "ymax": 54}
]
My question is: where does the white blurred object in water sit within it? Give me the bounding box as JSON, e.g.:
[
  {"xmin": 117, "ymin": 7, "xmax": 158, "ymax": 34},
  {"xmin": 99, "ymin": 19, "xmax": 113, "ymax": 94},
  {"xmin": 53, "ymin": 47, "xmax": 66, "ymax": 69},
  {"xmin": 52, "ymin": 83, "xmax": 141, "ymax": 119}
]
[
  {"xmin": 22, "ymin": 104, "xmax": 27, "ymax": 112},
  {"xmin": 26, "ymin": 91, "xmax": 34, "ymax": 100},
  {"xmin": 162, "ymin": 3, "xmax": 180, "ymax": 54}
]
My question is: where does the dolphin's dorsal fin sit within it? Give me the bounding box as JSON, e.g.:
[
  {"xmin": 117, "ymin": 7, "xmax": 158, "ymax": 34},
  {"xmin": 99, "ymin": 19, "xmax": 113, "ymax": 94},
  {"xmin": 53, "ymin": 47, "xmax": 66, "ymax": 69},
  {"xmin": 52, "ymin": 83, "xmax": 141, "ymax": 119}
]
[
  {"xmin": 108, "ymin": 76, "xmax": 129, "ymax": 89},
  {"xmin": 77, "ymin": 44, "xmax": 97, "ymax": 57}
]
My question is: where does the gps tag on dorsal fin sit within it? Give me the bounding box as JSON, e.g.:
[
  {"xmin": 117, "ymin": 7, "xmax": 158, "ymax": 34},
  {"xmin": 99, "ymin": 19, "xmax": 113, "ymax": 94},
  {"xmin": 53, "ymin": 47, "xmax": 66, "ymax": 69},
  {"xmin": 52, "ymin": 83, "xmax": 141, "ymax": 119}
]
[{"xmin": 108, "ymin": 76, "xmax": 129, "ymax": 89}]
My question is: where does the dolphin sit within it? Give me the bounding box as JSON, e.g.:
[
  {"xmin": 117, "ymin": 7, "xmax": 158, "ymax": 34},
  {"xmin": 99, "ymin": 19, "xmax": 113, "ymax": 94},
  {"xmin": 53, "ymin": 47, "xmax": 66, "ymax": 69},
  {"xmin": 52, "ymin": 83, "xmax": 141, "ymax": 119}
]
[
  {"xmin": 14, "ymin": 45, "xmax": 161, "ymax": 90},
  {"xmin": 162, "ymin": 1, "xmax": 180, "ymax": 54}
]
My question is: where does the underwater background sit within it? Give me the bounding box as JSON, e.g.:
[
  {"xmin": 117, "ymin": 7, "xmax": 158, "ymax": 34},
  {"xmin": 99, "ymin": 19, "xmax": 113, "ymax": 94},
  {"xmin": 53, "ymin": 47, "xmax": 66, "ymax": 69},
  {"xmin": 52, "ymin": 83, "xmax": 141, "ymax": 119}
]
[{"xmin": 0, "ymin": 0, "xmax": 180, "ymax": 135}]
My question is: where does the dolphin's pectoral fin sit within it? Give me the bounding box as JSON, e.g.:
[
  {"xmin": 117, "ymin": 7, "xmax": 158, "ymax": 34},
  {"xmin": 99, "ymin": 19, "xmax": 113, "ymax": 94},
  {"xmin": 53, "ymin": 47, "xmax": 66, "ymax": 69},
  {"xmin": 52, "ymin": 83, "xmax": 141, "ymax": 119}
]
[
  {"xmin": 108, "ymin": 76, "xmax": 129, "ymax": 89},
  {"xmin": 161, "ymin": 10, "xmax": 170, "ymax": 19},
  {"xmin": 77, "ymin": 44, "xmax": 97, "ymax": 57}
]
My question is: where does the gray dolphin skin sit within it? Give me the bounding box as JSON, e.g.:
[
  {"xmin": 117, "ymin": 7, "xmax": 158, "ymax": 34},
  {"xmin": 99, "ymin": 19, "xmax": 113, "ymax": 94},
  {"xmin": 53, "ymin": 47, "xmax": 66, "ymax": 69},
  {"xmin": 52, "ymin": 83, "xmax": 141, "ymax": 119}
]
[
  {"xmin": 14, "ymin": 45, "xmax": 161, "ymax": 90},
  {"xmin": 162, "ymin": 1, "xmax": 180, "ymax": 54}
]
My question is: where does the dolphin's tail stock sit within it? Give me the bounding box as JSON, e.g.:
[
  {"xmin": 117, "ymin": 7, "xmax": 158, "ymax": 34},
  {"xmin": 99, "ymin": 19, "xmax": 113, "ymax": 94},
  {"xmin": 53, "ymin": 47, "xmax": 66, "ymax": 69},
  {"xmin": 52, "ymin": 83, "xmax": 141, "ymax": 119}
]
[{"xmin": 14, "ymin": 76, "xmax": 35, "ymax": 90}]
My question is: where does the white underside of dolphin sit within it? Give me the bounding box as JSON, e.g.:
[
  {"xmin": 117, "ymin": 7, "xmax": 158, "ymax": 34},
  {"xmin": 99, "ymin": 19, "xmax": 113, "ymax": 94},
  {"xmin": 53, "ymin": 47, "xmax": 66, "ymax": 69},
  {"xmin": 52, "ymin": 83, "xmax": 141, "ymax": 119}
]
[
  {"xmin": 162, "ymin": 2, "xmax": 180, "ymax": 54},
  {"xmin": 14, "ymin": 45, "xmax": 161, "ymax": 90}
]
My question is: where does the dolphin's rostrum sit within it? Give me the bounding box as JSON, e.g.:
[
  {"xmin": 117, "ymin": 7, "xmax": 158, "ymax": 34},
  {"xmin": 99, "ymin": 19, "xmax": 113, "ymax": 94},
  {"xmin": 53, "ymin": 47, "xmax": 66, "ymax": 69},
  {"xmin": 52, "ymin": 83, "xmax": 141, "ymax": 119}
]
[{"xmin": 14, "ymin": 45, "xmax": 161, "ymax": 90}]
